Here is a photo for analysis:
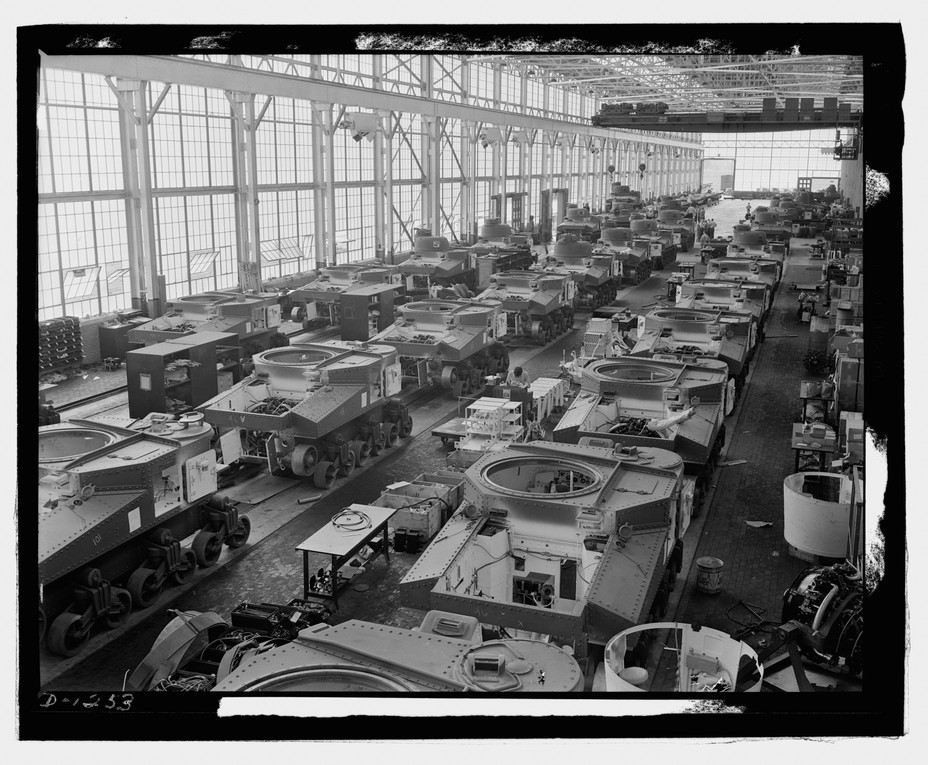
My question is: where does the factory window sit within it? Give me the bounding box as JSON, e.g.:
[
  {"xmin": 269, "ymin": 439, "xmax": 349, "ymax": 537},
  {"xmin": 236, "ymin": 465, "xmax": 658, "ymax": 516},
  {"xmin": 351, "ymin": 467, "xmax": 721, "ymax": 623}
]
[
  {"xmin": 63, "ymin": 267, "xmax": 100, "ymax": 300},
  {"xmin": 188, "ymin": 249, "xmax": 219, "ymax": 279}
]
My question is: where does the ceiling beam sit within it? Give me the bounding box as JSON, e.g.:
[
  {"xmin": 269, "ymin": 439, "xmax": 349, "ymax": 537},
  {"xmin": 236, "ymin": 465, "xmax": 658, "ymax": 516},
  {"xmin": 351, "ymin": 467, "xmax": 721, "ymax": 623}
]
[{"xmin": 40, "ymin": 53, "xmax": 702, "ymax": 151}]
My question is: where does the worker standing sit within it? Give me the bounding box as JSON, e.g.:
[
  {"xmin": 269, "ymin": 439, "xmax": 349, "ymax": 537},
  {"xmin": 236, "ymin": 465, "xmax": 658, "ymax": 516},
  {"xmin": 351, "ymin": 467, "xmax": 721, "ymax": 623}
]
[
  {"xmin": 745, "ymin": 203, "xmax": 752, "ymax": 217},
  {"xmin": 699, "ymin": 231, "xmax": 711, "ymax": 247},
  {"xmin": 506, "ymin": 366, "xmax": 532, "ymax": 388},
  {"xmin": 707, "ymin": 219, "xmax": 716, "ymax": 238},
  {"xmin": 685, "ymin": 204, "xmax": 697, "ymax": 218}
]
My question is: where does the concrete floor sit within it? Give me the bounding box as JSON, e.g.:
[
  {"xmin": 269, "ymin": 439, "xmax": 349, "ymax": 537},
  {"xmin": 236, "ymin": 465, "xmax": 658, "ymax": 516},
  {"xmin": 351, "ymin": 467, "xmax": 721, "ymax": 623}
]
[{"xmin": 38, "ymin": 199, "xmax": 841, "ymax": 692}]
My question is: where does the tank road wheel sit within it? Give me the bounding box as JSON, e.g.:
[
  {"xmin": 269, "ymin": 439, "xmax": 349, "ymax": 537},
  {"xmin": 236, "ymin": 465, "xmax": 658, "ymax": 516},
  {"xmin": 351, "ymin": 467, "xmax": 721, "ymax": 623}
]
[
  {"xmin": 398, "ymin": 416, "xmax": 413, "ymax": 439},
  {"xmin": 104, "ymin": 588, "xmax": 132, "ymax": 629},
  {"xmin": 313, "ymin": 460, "xmax": 338, "ymax": 489},
  {"xmin": 349, "ymin": 439, "xmax": 372, "ymax": 466},
  {"xmin": 385, "ymin": 422, "xmax": 399, "ymax": 448},
  {"xmin": 47, "ymin": 612, "xmax": 89, "ymax": 657},
  {"xmin": 530, "ymin": 320, "xmax": 545, "ymax": 344},
  {"xmin": 192, "ymin": 530, "xmax": 224, "ymax": 569},
  {"xmin": 172, "ymin": 549, "xmax": 198, "ymax": 585},
  {"xmin": 290, "ymin": 443, "xmax": 319, "ymax": 478},
  {"xmin": 338, "ymin": 448, "xmax": 356, "ymax": 477},
  {"xmin": 127, "ymin": 566, "xmax": 163, "ymax": 609},
  {"xmin": 226, "ymin": 516, "xmax": 252, "ymax": 548},
  {"xmin": 440, "ymin": 366, "xmax": 459, "ymax": 390},
  {"xmin": 77, "ymin": 567, "xmax": 103, "ymax": 588},
  {"xmin": 370, "ymin": 429, "xmax": 386, "ymax": 457}
]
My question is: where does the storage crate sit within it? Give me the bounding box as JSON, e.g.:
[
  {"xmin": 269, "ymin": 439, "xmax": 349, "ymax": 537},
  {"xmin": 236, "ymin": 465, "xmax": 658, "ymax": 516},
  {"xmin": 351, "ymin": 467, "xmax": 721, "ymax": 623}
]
[{"xmin": 390, "ymin": 503, "xmax": 442, "ymax": 544}]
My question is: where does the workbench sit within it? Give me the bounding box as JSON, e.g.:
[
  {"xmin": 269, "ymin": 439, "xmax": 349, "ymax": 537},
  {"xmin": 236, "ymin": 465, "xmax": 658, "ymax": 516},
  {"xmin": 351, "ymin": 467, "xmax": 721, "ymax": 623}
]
[
  {"xmin": 295, "ymin": 504, "xmax": 397, "ymax": 610},
  {"xmin": 791, "ymin": 423, "xmax": 837, "ymax": 472},
  {"xmin": 432, "ymin": 417, "xmax": 470, "ymax": 445}
]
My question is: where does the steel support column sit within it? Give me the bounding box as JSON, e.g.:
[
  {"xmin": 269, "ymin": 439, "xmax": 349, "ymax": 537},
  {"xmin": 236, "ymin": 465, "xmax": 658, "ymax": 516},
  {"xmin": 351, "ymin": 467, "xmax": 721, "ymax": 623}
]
[
  {"xmin": 112, "ymin": 78, "xmax": 145, "ymax": 312},
  {"xmin": 310, "ymin": 103, "xmax": 327, "ymax": 270}
]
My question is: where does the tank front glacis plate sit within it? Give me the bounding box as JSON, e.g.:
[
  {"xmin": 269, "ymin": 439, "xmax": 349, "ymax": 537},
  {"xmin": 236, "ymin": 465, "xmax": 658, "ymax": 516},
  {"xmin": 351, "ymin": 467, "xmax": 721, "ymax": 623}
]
[{"xmin": 586, "ymin": 529, "xmax": 668, "ymax": 642}]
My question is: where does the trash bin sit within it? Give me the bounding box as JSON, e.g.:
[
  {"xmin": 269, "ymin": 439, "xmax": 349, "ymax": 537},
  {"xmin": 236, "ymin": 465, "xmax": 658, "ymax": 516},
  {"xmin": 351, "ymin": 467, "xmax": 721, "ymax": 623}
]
[{"xmin": 695, "ymin": 557, "xmax": 724, "ymax": 594}]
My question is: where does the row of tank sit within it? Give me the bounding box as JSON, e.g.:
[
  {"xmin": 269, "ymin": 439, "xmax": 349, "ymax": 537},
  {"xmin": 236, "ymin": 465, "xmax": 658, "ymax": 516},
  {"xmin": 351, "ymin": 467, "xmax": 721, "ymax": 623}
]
[
  {"xmin": 123, "ymin": 438, "xmax": 769, "ymax": 693},
  {"xmin": 113, "ymin": 219, "xmax": 794, "ymax": 690},
  {"xmin": 35, "ymin": 205, "xmax": 786, "ymax": 663}
]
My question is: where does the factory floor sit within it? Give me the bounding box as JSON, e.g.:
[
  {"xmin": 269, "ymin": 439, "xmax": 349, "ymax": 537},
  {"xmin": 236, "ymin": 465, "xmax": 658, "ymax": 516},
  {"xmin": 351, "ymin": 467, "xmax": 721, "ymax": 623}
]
[{"xmin": 39, "ymin": 200, "xmax": 839, "ymax": 692}]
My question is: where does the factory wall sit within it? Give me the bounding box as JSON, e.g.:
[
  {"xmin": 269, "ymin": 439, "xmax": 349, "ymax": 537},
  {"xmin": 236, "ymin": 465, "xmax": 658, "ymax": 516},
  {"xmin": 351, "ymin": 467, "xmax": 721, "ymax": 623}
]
[
  {"xmin": 35, "ymin": 55, "xmax": 701, "ymax": 324},
  {"xmin": 840, "ymin": 150, "xmax": 865, "ymax": 214}
]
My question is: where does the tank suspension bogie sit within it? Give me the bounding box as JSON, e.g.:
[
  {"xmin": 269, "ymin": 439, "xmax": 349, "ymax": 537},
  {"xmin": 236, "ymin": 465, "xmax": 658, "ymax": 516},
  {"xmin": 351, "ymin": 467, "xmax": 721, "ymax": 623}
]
[{"xmin": 45, "ymin": 568, "xmax": 134, "ymax": 657}]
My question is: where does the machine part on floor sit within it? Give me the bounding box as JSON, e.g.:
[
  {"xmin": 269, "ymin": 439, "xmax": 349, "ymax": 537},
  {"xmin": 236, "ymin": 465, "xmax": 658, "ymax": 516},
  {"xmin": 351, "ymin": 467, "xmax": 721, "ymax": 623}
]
[
  {"xmin": 780, "ymin": 562, "xmax": 863, "ymax": 676},
  {"xmin": 399, "ymin": 439, "xmax": 690, "ymax": 655},
  {"xmin": 38, "ymin": 412, "xmax": 223, "ymax": 657},
  {"xmin": 598, "ymin": 622, "xmax": 763, "ymax": 692},
  {"xmin": 127, "ymin": 291, "xmax": 286, "ymax": 353},
  {"xmin": 630, "ymin": 307, "xmax": 754, "ymax": 398},
  {"xmin": 553, "ymin": 356, "xmax": 728, "ymax": 521},
  {"xmin": 476, "ymin": 270, "xmax": 577, "ymax": 346},
  {"xmin": 537, "ymin": 234, "xmax": 621, "ymax": 310},
  {"xmin": 199, "ymin": 341, "xmax": 413, "ymax": 490},
  {"xmin": 367, "ymin": 298, "xmax": 510, "ymax": 397}
]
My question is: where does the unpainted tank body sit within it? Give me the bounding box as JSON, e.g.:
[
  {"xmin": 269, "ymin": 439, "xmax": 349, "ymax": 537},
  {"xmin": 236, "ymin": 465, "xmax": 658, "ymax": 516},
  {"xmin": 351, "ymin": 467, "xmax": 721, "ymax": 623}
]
[
  {"xmin": 630, "ymin": 219, "xmax": 677, "ymax": 270},
  {"xmin": 469, "ymin": 218, "xmax": 537, "ymax": 293},
  {"xmin": 656, "ymin": 209, "xmax": 697, "ymax": 253},
  {"xmin": 726, "ymin": 229, "xmax": 786, "ymax": 264},
  {"xmin": 706, "ymin": 256, "xmax": 781, "ymax": 292},
  {"xmin": 751, "ymin": 210, "xmax": 795, "ymax": 243},
  {"xmin": 476, "ymin": 270, "xmax": 577, "ymax": 344},
  {"xmin": 399, "ymin": 440, "xmax": 691, "ymax": 650},
  {"xmin": 397, "ymin": 233, "xmax": 475, "ymax": 297},
  {"xmin": 198, "ymin": 341, "xmax": 413, "ymax": 490},
  {"xmin": 539, "ymin": 235, "xmax": 621, "ymax": 309},
  {"xmin": 127, "ymin": 291, "xmax": 286, "ymax": 354},
  {"xmin": 288, "ymin": 263, "xmax": 404, "ymax": 328},
  {"xmin": 630, "ymin": 307, "xmax": 754, "ymax": 400},
  {"xmin": 676, "ymin": 278, "xmax": 770, "ymax": 332},
  {"xmin": 131, "ymin": 608, "xmax": 584, "ymax": 693},
  {"xmin": 556, "ymin": 207, "xmax": 602, "ymax": 242},
  {"xmin": 594, "ymin": 228, "xmax": 652, "ymax": 285},
  {"xmin": 552, "ymin": 356, "xmax": 729, "ymax": 507},
  {"xmin": 38, "ymin": 412, "xmax": 235, "ymax": 657},
  {"xmin": 368, "ymin": 299, "xmax": 511, "ymax": 397}
]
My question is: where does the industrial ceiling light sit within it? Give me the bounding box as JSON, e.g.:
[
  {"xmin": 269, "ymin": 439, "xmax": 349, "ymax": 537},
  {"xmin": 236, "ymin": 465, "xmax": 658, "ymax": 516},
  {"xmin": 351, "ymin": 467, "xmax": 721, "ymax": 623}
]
[
  {"xmin": 480, "ymin": 127, "xmax": 505, "ymax": 149},
  {"xmin": 342, "ymin": 112, "xmax": 378, "ymax": 143}
]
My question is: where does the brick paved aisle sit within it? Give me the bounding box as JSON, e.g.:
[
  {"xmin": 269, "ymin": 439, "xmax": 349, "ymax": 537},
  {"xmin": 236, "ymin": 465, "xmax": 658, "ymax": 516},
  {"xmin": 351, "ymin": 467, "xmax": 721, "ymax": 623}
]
[{"xmin": 672, "ymin": 253, "xmax": 822, "ymax": 651}]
